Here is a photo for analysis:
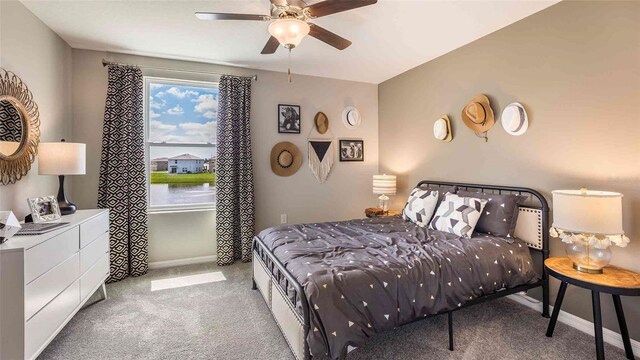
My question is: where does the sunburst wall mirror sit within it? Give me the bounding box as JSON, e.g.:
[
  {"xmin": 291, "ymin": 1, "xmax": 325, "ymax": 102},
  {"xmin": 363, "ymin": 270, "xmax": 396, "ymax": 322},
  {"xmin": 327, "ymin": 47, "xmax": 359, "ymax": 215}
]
[{"xmin": 0, "ymin": 68, "xmax": 41, "ymax": 185}]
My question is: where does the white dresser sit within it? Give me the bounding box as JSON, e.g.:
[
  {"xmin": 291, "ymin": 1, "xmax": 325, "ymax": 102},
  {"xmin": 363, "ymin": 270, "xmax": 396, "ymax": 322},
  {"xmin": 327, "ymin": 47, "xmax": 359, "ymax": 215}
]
[{"xmin": 0, "ymin": 209, "xmax": 110, "ymax": 360}]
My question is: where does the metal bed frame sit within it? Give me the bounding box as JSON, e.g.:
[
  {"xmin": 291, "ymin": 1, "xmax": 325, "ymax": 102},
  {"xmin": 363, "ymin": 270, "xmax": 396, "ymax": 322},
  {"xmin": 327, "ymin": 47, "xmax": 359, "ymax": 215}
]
[{"xmin": 252, "ymin": 180, "xmax": 550, "ymax": 360}]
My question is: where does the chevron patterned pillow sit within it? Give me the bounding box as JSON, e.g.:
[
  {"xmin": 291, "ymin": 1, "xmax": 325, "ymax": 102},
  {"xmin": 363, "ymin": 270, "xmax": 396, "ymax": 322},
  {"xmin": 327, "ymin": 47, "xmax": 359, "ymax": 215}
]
[
  {"xmin": 429, "ymin": 194, "xmax": 488, "ymax": 238},
  {"xmin": 402, "ymin": 188, "xmax": 439, "ymax": 227}
]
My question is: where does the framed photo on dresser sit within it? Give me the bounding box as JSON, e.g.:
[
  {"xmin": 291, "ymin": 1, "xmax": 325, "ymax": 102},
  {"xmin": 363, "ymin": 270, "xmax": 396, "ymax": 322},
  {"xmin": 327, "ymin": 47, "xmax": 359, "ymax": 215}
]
[
  {"xmin": 278, "ymin": 104, "xmax": 301, "ymax": 134},
  {"xmin": 27, "ymin": 195, "xmax": 61, "ymax": 223},
  {"xmin": 339, "ymin": 139, "xmax": 364, "ymax": 162}
]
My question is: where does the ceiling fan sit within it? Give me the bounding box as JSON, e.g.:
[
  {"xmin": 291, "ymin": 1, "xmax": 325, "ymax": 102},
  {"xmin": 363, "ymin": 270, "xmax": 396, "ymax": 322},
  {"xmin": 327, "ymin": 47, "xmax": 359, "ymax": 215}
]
[{"xmin": 195, "ymin": 0, "xmax": 378, "ymax": 54}]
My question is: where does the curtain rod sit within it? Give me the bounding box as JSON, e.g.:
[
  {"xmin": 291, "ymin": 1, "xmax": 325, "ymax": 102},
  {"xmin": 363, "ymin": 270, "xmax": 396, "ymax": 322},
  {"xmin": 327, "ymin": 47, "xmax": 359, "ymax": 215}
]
[{"xmin": 101, "ymin": 59, "xmax": 258, "ymax": 81}]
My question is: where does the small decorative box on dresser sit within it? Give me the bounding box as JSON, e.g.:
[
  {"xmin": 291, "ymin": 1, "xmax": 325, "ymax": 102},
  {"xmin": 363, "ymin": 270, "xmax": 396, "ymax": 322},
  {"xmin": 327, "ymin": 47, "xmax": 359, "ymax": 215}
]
[{"xmin": 0, "ymin": 209, "xmax": 110, "ymax": 360}]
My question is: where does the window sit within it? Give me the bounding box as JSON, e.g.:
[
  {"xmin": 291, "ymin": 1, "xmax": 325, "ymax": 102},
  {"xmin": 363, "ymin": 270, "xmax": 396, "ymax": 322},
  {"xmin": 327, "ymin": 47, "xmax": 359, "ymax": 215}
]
[{"xmin": 145, "ymin": 77, "xmax": 217, "ymax": 212}]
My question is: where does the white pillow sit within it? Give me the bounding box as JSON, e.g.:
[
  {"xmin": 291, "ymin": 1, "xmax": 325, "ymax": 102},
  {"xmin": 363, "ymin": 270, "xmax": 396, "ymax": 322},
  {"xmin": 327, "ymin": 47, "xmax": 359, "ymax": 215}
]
[
  {"xmin": 402, "ymin": 188, "xmax": 439, "ymax": 227},
  {"xmin": 429, "ymin": 194, "xmax": 488, "ymax": 238}
]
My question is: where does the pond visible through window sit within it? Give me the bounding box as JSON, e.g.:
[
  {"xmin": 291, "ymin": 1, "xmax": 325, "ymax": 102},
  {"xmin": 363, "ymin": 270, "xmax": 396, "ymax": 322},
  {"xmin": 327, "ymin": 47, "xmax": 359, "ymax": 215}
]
[{"xmin": 146, "ymin": 79, "xmax": 217, "ymax": 209}]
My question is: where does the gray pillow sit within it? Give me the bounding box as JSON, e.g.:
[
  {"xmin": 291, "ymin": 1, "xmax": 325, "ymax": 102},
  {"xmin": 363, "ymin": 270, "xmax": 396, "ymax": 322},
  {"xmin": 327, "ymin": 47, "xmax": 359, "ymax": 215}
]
[{"xmin": 457, "ymin": 190, "xmax": 525, "ymax": 237}]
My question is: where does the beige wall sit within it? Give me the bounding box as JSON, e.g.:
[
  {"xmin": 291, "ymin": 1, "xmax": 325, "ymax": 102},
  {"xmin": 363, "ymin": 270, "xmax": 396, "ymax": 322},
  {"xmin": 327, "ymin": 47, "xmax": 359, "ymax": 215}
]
[
  {"xmin": 0, "ymin": 0, "xmax": 72, "ymax": 218},
  {"xmin": 71, "ymin": 49, "xmax": 378, "ymax": 263},
  {"xmin": 379, "ymin": 1, "xmax": 640, "ymax": 341}
]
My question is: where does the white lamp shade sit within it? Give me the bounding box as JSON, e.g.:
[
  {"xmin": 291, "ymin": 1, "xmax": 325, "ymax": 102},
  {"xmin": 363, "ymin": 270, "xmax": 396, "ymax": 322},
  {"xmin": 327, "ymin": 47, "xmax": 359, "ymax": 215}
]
[
  {"xmin": 268, "ymin": 19, "xmax": 310, "ymax": 48},
  {"xmin": 552, "ymin": 189, "xmax": 624, "ymax": 235},
  {"xmin": 373, "ymin": 174, "xmax": 396, "ymax": 195},
  {"xmin": 38, "ymin": 142, "xmax": 86, "ymax": 175}
]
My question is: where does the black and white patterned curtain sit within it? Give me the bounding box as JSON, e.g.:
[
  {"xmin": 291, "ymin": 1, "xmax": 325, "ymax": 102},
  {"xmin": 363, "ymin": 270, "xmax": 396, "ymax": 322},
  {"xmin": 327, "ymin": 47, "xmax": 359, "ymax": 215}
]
[
  {"xmin": 216, "ymin": 75, "xmax": 255, "ymax": 265},
  {"xmin": 98, "ymin": 64, "xmax": 149, "ymax": 282}
]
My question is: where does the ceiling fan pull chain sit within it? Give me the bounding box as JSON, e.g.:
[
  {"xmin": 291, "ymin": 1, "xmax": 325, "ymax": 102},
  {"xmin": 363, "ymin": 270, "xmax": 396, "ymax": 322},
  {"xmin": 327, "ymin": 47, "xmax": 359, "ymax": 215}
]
[{"xmin": 288, "ymin": 48, "xmax": 292, "ymax": 83}]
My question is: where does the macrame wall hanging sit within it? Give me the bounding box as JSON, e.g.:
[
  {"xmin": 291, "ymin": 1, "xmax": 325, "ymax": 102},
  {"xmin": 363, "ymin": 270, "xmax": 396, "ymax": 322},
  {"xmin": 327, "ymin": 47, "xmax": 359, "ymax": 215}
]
[
  {"xmin": 308, "ymin": 139, "xmax": 334, "ymax": 183},
  {"xmin": 306, "ymin": 114, "xmax": 335, "ymax": 183}
]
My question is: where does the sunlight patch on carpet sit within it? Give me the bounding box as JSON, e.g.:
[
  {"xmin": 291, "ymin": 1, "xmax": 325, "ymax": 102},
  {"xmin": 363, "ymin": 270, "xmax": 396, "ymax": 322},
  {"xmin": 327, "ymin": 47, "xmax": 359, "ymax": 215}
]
[{"xmin": 150, "ymin": 271, "xmax": 227, "ymax": 291}]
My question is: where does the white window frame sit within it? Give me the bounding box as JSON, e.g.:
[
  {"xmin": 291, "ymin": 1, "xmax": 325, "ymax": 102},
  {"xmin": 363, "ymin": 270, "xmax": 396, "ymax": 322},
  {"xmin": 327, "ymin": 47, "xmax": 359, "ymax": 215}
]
[{"xmin": 144, "ymin": 76, "xmax": 218, "ymax": 214}]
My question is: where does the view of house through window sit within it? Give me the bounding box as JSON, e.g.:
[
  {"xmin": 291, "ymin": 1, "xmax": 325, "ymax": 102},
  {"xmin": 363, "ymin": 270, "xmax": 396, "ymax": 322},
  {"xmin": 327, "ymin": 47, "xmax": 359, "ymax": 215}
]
[{"xmin": 145, "ymin": 78, "xmax": 217, "ymax": 209}]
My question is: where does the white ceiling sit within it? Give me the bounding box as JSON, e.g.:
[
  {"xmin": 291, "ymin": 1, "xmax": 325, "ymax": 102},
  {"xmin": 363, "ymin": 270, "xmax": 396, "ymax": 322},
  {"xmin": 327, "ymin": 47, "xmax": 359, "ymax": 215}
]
[{"xmin": 21, "ymin": 0, "xmax": 558, "ymax": 84}]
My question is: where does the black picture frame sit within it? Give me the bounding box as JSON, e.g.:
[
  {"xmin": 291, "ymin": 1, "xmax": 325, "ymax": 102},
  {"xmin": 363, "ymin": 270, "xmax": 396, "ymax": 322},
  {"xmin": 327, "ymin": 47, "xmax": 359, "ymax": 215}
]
[
  {"xmin": 339, "ymin": 139, "xmax": 364, "ymax": 162},
  {"xmin": 278, "ymin": 104, "xmax": 301, "ymax": 134}
]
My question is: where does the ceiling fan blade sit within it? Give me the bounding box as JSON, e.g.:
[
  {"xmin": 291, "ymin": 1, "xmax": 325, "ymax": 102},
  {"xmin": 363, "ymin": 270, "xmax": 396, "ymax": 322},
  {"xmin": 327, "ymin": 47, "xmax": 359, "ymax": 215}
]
[
  {"xmin": 261, "ymin": 36, "xmax": 281, "ymax": 54},
  {"xmin": 269, "ymin": 0, "xmax": 288, "ymax": 5},
  {"xmin": 307, "ymin": 0, "xmax": 377, "ymax": 18},
  {"xmin": 308, "ymin": 23, "xmax": 352, "ymax": 50},
  {"xmin": 195, "ymin": 12, "xmax": 269, "ymax": 21}
]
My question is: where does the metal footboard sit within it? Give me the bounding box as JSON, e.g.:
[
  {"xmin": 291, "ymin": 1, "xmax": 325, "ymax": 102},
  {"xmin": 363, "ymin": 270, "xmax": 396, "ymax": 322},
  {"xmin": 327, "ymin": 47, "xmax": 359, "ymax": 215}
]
[{"xmin": 253, "ymin": 237, "xmax": 311, "ymax": 360}]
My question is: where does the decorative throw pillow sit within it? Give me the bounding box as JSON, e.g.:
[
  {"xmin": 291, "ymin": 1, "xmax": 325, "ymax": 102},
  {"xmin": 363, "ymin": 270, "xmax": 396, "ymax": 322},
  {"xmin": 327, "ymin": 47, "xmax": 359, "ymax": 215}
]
[
  {"xmin": 402, "ymin": 188, "xmax": 439, "ymax": 227},
  {"xmin": 457, "ymin": 190, "xmax": 525, "ymax": 237},
  {"xmin": 429, "ymin": 194, "xmax": 488, "ymax": 238},
  {"xmin": 417, "ymin": 185, "xmax": 457, "ymax": 203}
]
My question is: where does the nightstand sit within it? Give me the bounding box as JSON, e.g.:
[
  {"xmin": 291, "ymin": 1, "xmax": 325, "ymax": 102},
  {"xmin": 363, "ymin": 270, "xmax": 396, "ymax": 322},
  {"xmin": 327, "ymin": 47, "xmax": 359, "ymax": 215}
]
[
  {"xmin": 365, "ymin": 208, "xmax": 400, "ymax": 218},
  {"xmin": 545, "ymin": 257, "xmax": 640, "ymax": 360}
]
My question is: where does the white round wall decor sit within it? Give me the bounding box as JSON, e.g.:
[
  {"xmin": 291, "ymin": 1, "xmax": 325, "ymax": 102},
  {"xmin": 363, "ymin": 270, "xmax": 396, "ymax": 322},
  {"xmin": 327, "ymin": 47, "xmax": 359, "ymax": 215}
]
[{"xmin": 342, "ymin": 106, "xmax": 361, "ymax": 129}]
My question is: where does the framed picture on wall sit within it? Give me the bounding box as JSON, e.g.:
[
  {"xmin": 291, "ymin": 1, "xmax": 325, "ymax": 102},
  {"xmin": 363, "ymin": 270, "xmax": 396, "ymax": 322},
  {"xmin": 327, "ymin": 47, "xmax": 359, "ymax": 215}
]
[
  {"xmin": 339, "ymin": 139, "xmax": 364, "ymax": 162},
  {"xmin": 278, "ymin": 104, "xmax": 301, "ymax": 134}
]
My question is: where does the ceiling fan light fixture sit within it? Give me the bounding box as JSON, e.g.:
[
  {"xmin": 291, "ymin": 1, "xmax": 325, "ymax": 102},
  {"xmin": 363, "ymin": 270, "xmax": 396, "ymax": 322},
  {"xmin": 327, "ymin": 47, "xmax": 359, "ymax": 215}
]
[{"xmin": 268, "ymin": 18, "xmax": 310, "ymax": 49}]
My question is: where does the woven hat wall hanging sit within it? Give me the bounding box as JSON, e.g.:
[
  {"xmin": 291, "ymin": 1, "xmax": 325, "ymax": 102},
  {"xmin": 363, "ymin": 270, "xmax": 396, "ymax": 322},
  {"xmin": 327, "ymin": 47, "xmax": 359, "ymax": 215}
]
[
  {"xmin": 314, "ymin": 112, "xmax": 329, "ymax": 134},
  {"xmin": 461, "ymin": 94, "xmax": 495, "ymax": 142},
  {"xmin": 308, "ymin": 139, "xmax": 334, "ymax": 183},
  {"xmin": 270, "ymin": 142, "xmax": 302, "ymax": 176}
]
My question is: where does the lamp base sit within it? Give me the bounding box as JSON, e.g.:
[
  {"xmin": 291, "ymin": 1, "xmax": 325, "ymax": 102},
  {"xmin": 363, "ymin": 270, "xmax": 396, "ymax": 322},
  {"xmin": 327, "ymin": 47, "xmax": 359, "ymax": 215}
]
[
  {"xmin": 57, "ymin": 199, "xmax": 77, "ymax": 216},
  {"xmin": 57, "ymin": 175, "xmax": 77, "ymax": 215},
  {"xmin": 378, "ymin": 194, "xmax": 390, "ymax": 212},
  {"xmin": 573, "ymin": 263, "xmax": 604, "ymax": 274}
]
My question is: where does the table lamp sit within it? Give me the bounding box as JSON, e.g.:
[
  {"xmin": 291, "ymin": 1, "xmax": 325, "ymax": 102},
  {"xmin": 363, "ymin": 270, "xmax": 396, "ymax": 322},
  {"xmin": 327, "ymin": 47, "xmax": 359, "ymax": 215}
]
[
  {"xmin": 372, "ymin": 174, "xmax": 396, "ymax": 213},
  {"xmin": 550, "ymin": 188, "xmax": 630, "ymax": 274},
  {"xmin": 38, "ymin": 140, "xmax": 86, "ymax": 215}
]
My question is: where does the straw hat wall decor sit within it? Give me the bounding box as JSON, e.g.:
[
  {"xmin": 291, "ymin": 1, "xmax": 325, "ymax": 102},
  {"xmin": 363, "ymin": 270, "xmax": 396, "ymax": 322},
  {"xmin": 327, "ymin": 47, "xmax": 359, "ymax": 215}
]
[
  {"xmin": 433, "ymin": 115, "xmax": 452, "ymax": 142},
  {"xmin": 314, "ymin": 112, "xmax": 329, "ymax": 134},
  {"xmin": 270, "ymin": 142, "xmax": 302, "ymax": 176},
  {"xmin": 461, "ymin": 94, "xmax": 495, "ymax": 142},
  {"xmin": 501, "ymin": 102, "xmax": 529, "ymax": 136}
]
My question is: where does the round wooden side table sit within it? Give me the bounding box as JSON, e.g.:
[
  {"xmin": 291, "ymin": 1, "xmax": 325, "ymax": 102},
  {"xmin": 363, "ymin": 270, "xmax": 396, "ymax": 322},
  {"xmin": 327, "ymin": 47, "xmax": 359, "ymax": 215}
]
[{"xmin": 545, "ymin": 257, "xmax": 640, "ymax": 360}]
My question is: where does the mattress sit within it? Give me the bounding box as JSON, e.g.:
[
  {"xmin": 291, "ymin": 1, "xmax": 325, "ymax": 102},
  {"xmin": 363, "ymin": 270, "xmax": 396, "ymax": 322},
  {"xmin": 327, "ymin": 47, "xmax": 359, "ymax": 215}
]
[{"xmin": 255, "ymin": 215, "xmax": 539, "ymax": 359}]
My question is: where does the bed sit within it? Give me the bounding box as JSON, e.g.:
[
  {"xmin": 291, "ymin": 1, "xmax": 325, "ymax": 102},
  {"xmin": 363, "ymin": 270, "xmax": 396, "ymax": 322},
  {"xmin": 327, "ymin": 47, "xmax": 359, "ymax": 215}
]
[{"xmin": 252, "ymin": 181, "xmax": 550, "ymax": 360}]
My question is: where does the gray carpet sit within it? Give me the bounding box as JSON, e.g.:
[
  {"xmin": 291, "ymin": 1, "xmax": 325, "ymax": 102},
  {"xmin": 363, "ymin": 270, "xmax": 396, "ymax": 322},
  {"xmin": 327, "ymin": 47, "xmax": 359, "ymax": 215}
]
[{"xmin": 39, "ymin": 262, "xmax": 630, "ymax": 360}]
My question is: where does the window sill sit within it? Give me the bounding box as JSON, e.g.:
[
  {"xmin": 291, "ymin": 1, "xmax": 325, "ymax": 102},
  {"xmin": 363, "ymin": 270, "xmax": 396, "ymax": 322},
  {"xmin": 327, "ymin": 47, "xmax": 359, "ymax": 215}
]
[{"xmin": 147, "ymin": 206, "xmax": 216, "ymax": 215}]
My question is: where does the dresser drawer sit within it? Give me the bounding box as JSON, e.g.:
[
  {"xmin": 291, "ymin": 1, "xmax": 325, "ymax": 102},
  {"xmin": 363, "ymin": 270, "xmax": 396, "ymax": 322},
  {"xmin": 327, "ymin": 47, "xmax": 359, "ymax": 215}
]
[
  {"xmin": 25, "ymin": 253, "xmax": 79, "ymax": 320},
  {"xmin": 80, "ymin": 212, "xmax": 109, "ymax": 248},
  {"xmin": 25, "ymin": 227, "xmax": 79, "ymax": 284},
  {"xmin": 25, "ymin": 280, "xmax": 80, "ymax": 360},
  {"xmin": 80, "ymin": 232, "xmax": 109, "ymax": 275},
  {"xmin": 80, "ymin": 253, "xmax": 109, "ymax": 301}
]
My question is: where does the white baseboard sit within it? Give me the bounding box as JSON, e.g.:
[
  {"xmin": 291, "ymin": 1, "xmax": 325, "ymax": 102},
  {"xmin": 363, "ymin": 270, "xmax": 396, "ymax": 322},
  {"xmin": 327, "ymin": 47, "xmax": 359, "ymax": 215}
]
[
  {"xmin": 148, "ymin": 255, "xmax": 217, "ymax": 270},
  {"xmin": 508, "ymin": 293, "xmax": 639, "ymax": 355}
]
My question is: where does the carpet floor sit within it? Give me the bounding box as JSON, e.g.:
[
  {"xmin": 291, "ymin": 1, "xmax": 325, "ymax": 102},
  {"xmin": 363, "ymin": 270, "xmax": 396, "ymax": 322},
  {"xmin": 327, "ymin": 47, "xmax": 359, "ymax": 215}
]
[{"xmin": 38, "ymin": 262, "xmax": 630, "ymax": 360}]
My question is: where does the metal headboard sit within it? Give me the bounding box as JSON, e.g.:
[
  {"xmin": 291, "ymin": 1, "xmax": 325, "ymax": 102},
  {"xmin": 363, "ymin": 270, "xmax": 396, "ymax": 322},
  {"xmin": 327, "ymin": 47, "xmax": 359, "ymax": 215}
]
[{"xmin": 415, "ymin": 180, "xmax": 549, "ymax": 278}]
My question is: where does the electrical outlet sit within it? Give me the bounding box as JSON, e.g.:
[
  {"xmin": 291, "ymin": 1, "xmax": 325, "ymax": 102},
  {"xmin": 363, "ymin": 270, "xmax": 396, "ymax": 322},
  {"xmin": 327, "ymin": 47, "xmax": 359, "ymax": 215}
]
[{"xmin": 280, "ymin": 214, "xmax": 287, "ymax": 224}]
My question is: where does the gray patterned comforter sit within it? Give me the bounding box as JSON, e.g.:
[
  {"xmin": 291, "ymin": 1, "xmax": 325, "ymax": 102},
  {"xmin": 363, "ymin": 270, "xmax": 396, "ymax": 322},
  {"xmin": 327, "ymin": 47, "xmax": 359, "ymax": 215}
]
[{"xmin": 255, "ymin": 216, "xmax": 539, "ymax": 359}]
